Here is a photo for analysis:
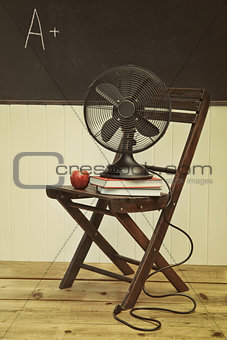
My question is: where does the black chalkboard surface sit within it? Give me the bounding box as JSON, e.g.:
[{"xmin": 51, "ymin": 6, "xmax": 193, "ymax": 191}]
[{"xmin": 0, "ymin": 0, "xmax": 226, "ymax": 103}]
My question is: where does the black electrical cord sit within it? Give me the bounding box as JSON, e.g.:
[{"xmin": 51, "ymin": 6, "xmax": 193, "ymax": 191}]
[{"xmin": 113, "ymin": 169, "xmax": 197, "ymax": 331}]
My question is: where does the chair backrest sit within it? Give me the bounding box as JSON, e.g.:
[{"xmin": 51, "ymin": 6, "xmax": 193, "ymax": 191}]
[
  {"xmin": 168, "ymin": 88, "xmax": 210, "ymax": 202},
  {"xmin": 147, "ymin": 87, "xmax": 210, "ymax": 222},
  {"xmin": 168, "ymin": 87, "xmax": 208, "ymax": 123}
]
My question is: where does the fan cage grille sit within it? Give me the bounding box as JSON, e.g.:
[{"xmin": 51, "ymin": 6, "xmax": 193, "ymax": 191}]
[{"xmin": 84, "ymin": 65, "xmax": 171, "ymax": 154}]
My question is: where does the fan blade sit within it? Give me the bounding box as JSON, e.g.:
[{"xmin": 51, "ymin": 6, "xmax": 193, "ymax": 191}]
[
  {"xmin": 131, "ymin": 78, "xmax": 150, "ymax": 102},
  {"xmin": 101, "ymin": 118, "xmax": 120, "ymax": 142},
  {"xmin": 96, "ymin": 83, "xmax": 125, "ymax": 107},
  {"xmin": 136, "ymin": 117, "xmax": 159, "ymax": 137}
]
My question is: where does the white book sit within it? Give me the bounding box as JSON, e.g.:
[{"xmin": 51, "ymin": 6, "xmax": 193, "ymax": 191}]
[
  {"xmin": 90, "ymin": 175, "xmax": 162, "ymax": 189},
  {"xmin": 96, "ymin": 186, "xmax": 161, "ymax": 196}
]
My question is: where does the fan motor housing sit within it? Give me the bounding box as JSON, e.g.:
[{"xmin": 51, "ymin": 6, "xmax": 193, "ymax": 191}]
[{"xmin": 118, "ymin": 100, "xmax": 135, "ymax": 117}]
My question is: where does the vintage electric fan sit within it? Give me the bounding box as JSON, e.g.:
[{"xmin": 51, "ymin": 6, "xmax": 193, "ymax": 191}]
[{"xmin": 84, "ymin": 65, "xmax": 171, "ymax": 179}]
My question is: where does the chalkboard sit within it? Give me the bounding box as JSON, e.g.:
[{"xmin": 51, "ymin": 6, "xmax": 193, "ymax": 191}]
[{"xmin": 0, "ymin": 0, "xmax": 226, "ymax": 103}]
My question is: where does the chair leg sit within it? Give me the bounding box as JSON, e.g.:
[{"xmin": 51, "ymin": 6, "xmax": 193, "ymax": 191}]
[
  {"xmin": 120, "ymin": 242, "xmax": 159, "ymax": 310},
  {"xmin": 60, "ymin": 199, "xmax": 107, "ymax": 288},
  {"xmin": 59, "ymin": 197, "xmax": 134, "ymax": 284},
  {"xmin": 120, "ymin": 211, "xmax": 178, "ymax": 310},
  {"xmin": 113, "ymin": 212, "xmax": 188, "ymax": 295}
]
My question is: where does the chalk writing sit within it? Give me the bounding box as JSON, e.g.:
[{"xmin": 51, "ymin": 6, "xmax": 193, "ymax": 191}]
[
  {"xmin": 49, "ymin": 27, "xmax": 60, "ymax": 38},
  {"xmin": 24, "ymin": 8, "xmax": 45, "ymax": 50}
]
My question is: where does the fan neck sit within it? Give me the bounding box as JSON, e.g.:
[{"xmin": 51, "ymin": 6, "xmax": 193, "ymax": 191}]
[{"xmin": 100, "ymin": 153, "xmax": 152, "ymax": 179}]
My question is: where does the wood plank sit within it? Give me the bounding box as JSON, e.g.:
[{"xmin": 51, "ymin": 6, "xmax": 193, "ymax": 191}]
[
  {"xmin": 0, "ymin": 279, "xmax": 226, "ymax": 306},
  {"xmin": 0, "ymin": 300, "xmax": 226, "ymax": 335},
  {"xmin": 0, "ymin": 105, "xmax": 11, "ymax": 260},
  {"xmin": 1, "ymin": 300, "xmax": 226, "ymax": 327},
  {"xmin": 10, "ymin": 105, "xmax": 29, "ymax": 261},
  {"xmin": 0, "ymin": 262, "xmax": 227, "ymax": 284},
  {"xmin": 0, "ymin": 281, "xmax": 226, "ymax": 338},
  {"xmin": 1, "ymin": 321, "xmax": 226, "ymax": 340},
  {"xmin": 63, "ymin": 105, "xmax": 84, "ymax": 262},
  {"xmin": 168, "ymin": 88, "xmax": 204, "ymax": 99},
  {"xmin": 46, "ymin": 105, "xmax": 65, "ymax": 262},
  {"xmin": 208, "ymin": 106, "xmax": 227, "ymax": 265},
  {"xmin": 144, "ymin": 110, "xmax": 196, "ymax": 123},
  {"xmin": 27, "ymin": 105, "xmax": 47, "ymax": 261},
  {"xmin": 170, "ymin": 112, "xmax": 196, "ymax": 123},
  {"xmin": 144, "ymin": 100, "xmax": 198, "ymax": 113},
  {"xmin": 170, "ymin": 100, "xmax": 200, "ymax": 111}
]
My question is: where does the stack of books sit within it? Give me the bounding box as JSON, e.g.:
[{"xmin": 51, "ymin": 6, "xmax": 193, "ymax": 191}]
[{"xmin": 89, "ymin": 176, "xmax": 162, "ymax": 196}]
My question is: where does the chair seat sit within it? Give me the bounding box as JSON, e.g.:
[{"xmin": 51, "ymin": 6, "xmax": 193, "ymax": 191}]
[{"xmin": 46, "ymin": 184, "xmax": 169, "ymax": 213}]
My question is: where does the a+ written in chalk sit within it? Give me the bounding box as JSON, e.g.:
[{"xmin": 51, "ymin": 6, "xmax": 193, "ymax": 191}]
[{"xmin": 49, "ymin": 27, "xmax": 60, "ymax": 37}]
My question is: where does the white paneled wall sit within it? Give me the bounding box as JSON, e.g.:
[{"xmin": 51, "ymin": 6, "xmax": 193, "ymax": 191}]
[{"xmin": 0, "ymin": 104, "xmax": 227, "ymax": 265}]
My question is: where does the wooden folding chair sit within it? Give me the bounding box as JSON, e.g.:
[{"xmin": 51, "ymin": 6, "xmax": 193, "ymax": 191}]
[{"xmin": 46, "ymin": 87, "xmax": 210, "ymax": 310}]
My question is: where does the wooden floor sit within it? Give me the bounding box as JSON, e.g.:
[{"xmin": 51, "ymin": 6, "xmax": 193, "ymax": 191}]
[{"xmin": 0, "ymin": 262, "xmax": 226, "ymax": 339}]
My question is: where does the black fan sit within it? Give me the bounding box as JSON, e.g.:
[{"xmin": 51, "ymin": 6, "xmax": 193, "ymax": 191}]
[{"xmin": 84, "ymin": 65, "xmax": 171, "ymax": 179}]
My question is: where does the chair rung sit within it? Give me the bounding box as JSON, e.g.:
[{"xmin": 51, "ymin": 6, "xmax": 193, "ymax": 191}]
[
  {"xmin": 114, "ymin": 254, "xmax": 140, "ymax": 266},
  {"xmin": 80, "ymin": 263, "xmax": 132, "ymax": 283},
  {"xmin": 68, "ymin": 202, "xmax": 114, "ymax": 216},
  {"xmin": 114, "ymin": 254, "xmax": 159, "ymax": 271}
]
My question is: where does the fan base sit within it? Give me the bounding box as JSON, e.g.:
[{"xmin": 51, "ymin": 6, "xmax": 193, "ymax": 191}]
[{"xmin": 100, "ymin": 153, "xmax": 153, "ymax": 179}]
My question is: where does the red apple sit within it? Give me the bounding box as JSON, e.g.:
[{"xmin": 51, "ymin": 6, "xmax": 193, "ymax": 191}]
[{"xmin": 70, "ymin": 170, "xmax": 89, "ymax": 189}]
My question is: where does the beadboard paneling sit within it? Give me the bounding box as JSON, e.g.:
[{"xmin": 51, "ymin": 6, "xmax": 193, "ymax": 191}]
[
  {"xmin": 208, "ymin": 106, "xmax": 227, "ymax": 265},
  {"xmin": 0, "ymin": 104, "xmax": 226, "ymax": 266}
]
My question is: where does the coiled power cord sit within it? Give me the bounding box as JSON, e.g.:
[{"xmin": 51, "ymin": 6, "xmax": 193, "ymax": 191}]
[{"xmin": 113, "ymin": 169, "xmax": 196, "ymax": 331}]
